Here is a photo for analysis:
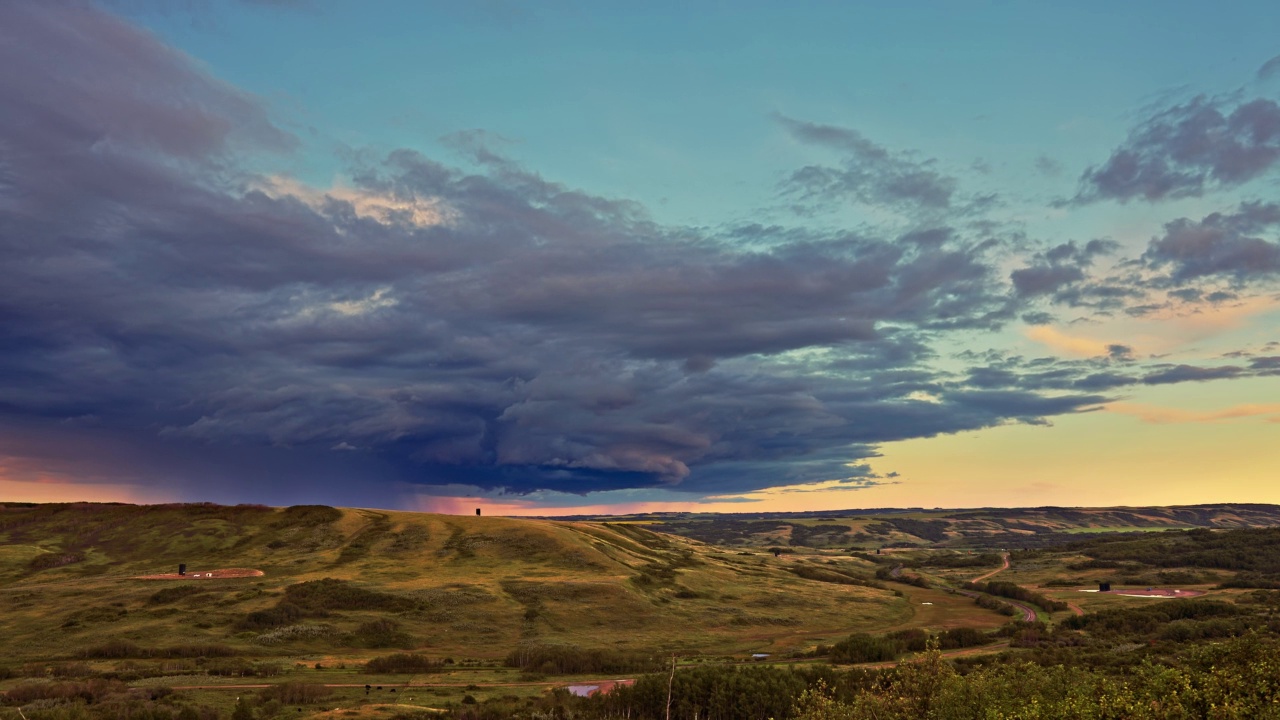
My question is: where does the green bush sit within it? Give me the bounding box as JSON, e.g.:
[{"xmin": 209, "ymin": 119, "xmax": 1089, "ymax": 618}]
[
  {"xmin": 259, "ymin": 682, "xmax": 332, "ymax": 704},
  {"xmin": 504, "ymin": 645, "xmax": 662, "ymax": 675},
  {"xmin": 365, "ymin": 653, "xmax": 443, "ymax": 674},
  {"xmin": 283, "ymin": 578, "xmax": 415, "ymax": 613}
]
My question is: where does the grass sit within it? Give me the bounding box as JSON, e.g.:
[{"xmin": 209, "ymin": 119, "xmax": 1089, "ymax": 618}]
[
  {"xmin": 0, "ymin": 503, "xmax": 1021, "ymax": 674},
  {"xmin": 1059, "ymin": 526, "xmax": 1194, "ymax": 534},
  {"xmin": 3, "ymin": 501, "xmax": 1272, "ymax": 718}
]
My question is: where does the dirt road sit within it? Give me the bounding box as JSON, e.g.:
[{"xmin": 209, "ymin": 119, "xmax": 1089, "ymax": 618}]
[
  {"xmin": 159, "ymin": 678, "xmax": 634, "ymax": 691},
  {"xmin": 954, "ymin": 589, "xmax": 1036, "ymax": 623},
  {"xmin": 971, "ymin": 554, "xmax": 1009, "ymax": 583}
]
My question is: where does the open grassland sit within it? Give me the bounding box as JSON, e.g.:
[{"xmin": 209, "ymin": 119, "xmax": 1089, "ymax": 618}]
[
  {"xmin": 574, "ymin": 503, "xmax": 1280, "ymax": 550},
  {"xmin": 5, "ymin": 502, "xmax": 1280, "ymax": 718},
  {"xmin": 0, "ymin": 503, "xmax": 1016, "ymax": 668}
]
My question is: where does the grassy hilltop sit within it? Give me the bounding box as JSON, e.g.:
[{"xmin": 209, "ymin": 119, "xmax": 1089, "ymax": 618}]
[
  {"xmin": 558, "ymin": 503, "xmax": 1280, "ymax": 550},
  {"xmin": 0, "ymin": 502, "xmax": 1003, "ymax": 666},
  {"xmin": 5, "ymin": 501, "xmax": 1280, "ymax": 719}
]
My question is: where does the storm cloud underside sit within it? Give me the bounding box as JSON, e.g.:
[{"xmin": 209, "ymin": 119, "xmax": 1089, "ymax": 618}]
[{"xmin": 2, "ymin": 3, "xmax": 1278, "ymax": 504}]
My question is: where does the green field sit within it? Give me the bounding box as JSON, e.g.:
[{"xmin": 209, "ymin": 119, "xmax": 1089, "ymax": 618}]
[
  {"xmin": 4, "ymin": 502, "xmax": 1280, "ymax": 718},
  {"xmin": 0, "ymin": 502, "xmax": 1030, "ymax": 717}
]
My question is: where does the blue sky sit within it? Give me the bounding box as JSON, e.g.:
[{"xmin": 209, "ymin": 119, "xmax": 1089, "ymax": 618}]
[
  {"xmin": 125, "ymin": 2, "xmax": 1277, "ymax": 221},
  {"xmin": 2, "ymin": 1, "xmax": 1280, "ymax": 513}
]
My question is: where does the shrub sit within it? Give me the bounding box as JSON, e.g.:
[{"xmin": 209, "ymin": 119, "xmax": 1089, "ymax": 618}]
[
  {"xmin": 973, "ymin": 593, "xmax": 1018, "ymax": 616},
  {"xmin": 273, "ymin": 505, "xmax": 342, "ymax": 527},
  {"xmin": 345, "ymin": 619, "xmax": 412, "ymax": 648},
  {"xmin": 260, "ymin": 682, "xmax": 332, "ymax": 704},
  {"xmin": 28, "ymin": 551, "xmax": 86, "ymax": 571},
  {"xmin": 283, "ymin": 579, "xmax": 415, "ymax": 613},
  {"xmin": 148, "ymin": 585, "xmax": 208, "ymax": 605},
  {"xmin": 828, "ymin": 633, "xmax": 900, "ymax": 664},
  {"xmin": 365, "ymin": 653, "xmax": 443, "ymax": 674},
  {"xmin": 504, "ymin": 645, "xmax": 662, "ymax": 675},
  {"xmin": 236, "ymin": 602, "xmax": 304, "ymax": 631},
  {"xmin": 3, "ymin": 679, "xmax": 125, "ymax": 705},
  {"xmin": 967, "ymin": 580, "xmax": 1069, "ymax": 612},
  {"xmin": 937, "ymin": 627, "xmax": 991, "ymax": 649},
  {"xmin": 77, "ymin": 642, "xmax": 237, "ymax": 660},
  {"xmin": 254, "ymin": 624, "xmax": 338, "ymax": 645}
]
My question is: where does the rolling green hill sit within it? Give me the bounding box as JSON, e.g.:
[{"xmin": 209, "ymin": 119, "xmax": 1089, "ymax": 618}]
[
  {"xmin": 5, "ymin": 502, "xmax": 1280, "ymax": 719},
  {"xmin": 0, "ymin": 502, "xmax": 1006, "ymax": 667},
  {"xmin": 563, "ymin": 503, "xmax": 1280, "ymax": 550}
]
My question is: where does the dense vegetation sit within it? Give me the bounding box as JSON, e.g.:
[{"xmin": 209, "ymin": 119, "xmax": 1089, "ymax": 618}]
[
  {"xmin": 504, "ymin": 645, "xmax": 663, "ymax": 675},
  {"xmin": 965, "ymin": 580, "xmax": 1069, "ymax": 612},
  {"xmin": 443, "ymin": 635, "xmax": 1280, "ymax": 719},
  {"xmin": 9, "ymin": 503, "xmax": 1280, "ymax": 718},
  {"xmin": 827, "ymin": 628, "xmax": 990, "ymax": 664},
  {"xmin": 1069, "ymin": 527, "xmax": 1280, "ymax": 588}
]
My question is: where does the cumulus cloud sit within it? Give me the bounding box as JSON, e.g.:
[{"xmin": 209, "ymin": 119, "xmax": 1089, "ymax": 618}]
[
  {"xmin": 1144, "ymin": 202, "xmax": 1280, "ymax": 281},
  {"xmin": 1108, "ymin": 401, "xmax": 1280, "ymax": 424},
  {"xmin": 1141, "ymin": 364, "xmax": 1244, "ymax": 385},
  {"xmin": 1033, "ymin": 155, "xmax": 1063, "ymax": 177},
  {"xmin": 776, "ymin": 114, "xmax": 958, "ymax": 214},
  {"xmin": 1009, "ymin": 239, "xmax": 1118, "ymax": 298},
  {"xmin": 1077, "ymin": 95, "xmax": 1280, "ymax": 203},
  {"xmin": 1259, "ymin": 55, "xmax": 1280, "ymax": 81},
  {"xmin": 0, "ymin": 4, "xmax": 1273, "ymax": 504}
]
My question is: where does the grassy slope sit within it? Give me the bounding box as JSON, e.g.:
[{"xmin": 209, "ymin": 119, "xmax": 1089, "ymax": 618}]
[
  {"xmin": 0, "ymin": 503, "xmax": 1018, "ymax": 666},
  {"xmin": 581, "ymin": 504, "xmax": 1280, "ymax": 549}
]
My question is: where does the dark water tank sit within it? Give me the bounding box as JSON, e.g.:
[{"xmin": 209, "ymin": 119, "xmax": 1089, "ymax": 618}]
[
  {"xmin": 1099, "ymin": 581, "xmax": 1111, "ymax": 592},
  {"xmin": 178, "ymin": 563, "xmax": 186, "ymax": 576},
  {"xmin": 476, "ymin": 508, "xmax": 481, "ymax": 516}
]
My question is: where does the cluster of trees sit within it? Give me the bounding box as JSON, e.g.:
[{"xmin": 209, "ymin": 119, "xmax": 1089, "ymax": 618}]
[
  {"xmin": 236, "ymin": 578, "xmax": 417, "ymax": 636},
  {"xmin": 827, "ymin": 628, "xmax": 991, "ymax": 664},
  {"xmin": 875, "ymin": 566, "xmax": 929, "ymax": 588},
  {"xmin": 877, "ymin": 518, "xmax": 950, "ymax": 543},
  {"xmin": 76, "ymin": 641, "xmax": 237, "ymax": 660},
  {"xmin": 446, "ymin": 635, "xmax": 1280, "ymax": 719},
  {"xmin": 647, "ymin": 519, "xmax": 854, "ymax": 548},
  {"xmin": 364, "ymin": 652, "xmax": 443, "ymax": 674},
  {"xmin": 965, "ymin": 580, "xmax": 1068, "ymax": 612},
  {"xmin": 1075, "ymin": 527, "xmax": 1280, "ymax": 575},
  {"xmin": 1, "ymin": 680, "xmax": 218, "ymax": 719},
  {"xmin": 972, "ymin": 593, "xmax": 1017, "ymax": 616},
  {"xmin": 503, "ymin": 645, "xmax": 663, "ymax": 675},
  {"xmin": 1061, "ymin": 599, "xmax": 1243, "ymax": 637},
  {"xmin": 281, "ymin": 578, "xmax": 414, "ymax": 613},
  {"xmin": 786, "ymin": 564, "xmax": 884, "ymax": 589},
  {"xmin": 918, "ymin": 552, "xmax": 1003, "ymax": 569}
]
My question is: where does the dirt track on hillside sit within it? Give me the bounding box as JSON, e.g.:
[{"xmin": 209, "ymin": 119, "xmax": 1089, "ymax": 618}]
[
  {"xmin": 133, "ymin": 568, "xmax": 264, "ymax": 580},
  {"xmin": 971, "ymin": 554, "xmax": 1010, "ymax": 583}
]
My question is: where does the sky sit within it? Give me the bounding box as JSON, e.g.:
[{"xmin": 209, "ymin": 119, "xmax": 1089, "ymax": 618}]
[{"xmin": 2, "ymin": 1, "xmax": 1280, "ymax": 515}]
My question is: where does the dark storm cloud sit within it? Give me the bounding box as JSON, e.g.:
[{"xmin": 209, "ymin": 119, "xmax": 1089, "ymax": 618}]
[
  {"xmin": 1033, "ymin": 155, "xmax": 1064, "ymax": 177},
  {"xmin": 776, "ymin": 115, "xmax": 958, "ymax": 213},
  {"xmin": 1248, "ymin": 356, "xmax": 1280, "ymax": 376},
  {"xmin": 1009, "ymin": 239, "xmax": 1119, "ymax": 298},
  {"xmin": 1144, "ymin": 202, "xmax": 1280, "ymax": 281},
  {"xmin": 1258, "ymin": 55, "xmax": 1280, "ymax": 81},
  {"xmin": 1011, "ymin": 265, "xmax": 1085, "ymax": 297},
  {"xmin": 0, "ymin": 4, "xmax": 1268, "ymax": 503},
  {"xmin": 1142, "ymin": 364, "xmax": 1244, "ymax": 385},
  {"xmin": 1077, "ymin": 95, "xmax": 1280, "ymax": 203}
]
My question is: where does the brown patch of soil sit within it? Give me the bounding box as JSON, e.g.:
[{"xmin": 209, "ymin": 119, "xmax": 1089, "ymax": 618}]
[{"xmin": 1109, "ymin": 588, "xmax": 1205, "ymax": 598}]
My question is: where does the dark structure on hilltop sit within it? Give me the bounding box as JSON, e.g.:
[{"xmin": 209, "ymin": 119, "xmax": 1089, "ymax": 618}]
[{"xmin": 476, "ymin": 508, "xmax": 481, "ymax": 516}]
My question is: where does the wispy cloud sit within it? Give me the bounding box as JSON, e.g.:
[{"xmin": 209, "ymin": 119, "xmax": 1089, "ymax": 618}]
[
  {"xmin": 1076, "ymin": 95, "xmax": 1280, "ymax": 203},
  {"xmin": 1108, "ymin": 401, "xmax": 1280, "ymax": 424},
  {"xmin": 3, "ymin": 3, "xmax": 1280, "ymax": 507}
]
